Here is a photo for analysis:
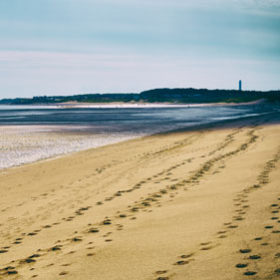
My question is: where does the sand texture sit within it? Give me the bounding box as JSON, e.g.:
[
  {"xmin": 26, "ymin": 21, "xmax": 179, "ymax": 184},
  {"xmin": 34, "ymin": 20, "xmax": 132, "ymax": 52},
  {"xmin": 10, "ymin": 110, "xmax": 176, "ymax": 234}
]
[{"xmin": 0, "ymin": 115, "xmax": 280, "ymax": 280}]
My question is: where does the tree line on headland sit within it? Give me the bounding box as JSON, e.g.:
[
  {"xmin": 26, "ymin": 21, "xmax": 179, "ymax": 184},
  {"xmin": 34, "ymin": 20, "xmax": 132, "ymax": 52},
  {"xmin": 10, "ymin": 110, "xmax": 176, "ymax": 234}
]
[{"xmin": 1, "ymin": 88, "xmax": 280, "ymax": 105}]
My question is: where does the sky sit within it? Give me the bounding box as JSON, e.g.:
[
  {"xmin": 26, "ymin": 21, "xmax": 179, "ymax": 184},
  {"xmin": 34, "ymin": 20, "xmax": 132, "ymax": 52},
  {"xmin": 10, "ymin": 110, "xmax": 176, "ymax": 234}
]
[{"xmin": 0, "ymin": 0, "xmax": 279, "ymax": 98}]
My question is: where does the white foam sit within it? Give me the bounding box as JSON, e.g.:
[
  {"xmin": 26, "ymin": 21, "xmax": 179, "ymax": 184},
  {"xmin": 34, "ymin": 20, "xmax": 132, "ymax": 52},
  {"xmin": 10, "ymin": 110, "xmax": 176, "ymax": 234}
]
[{"xmin": 0, "ymin": 125, "xmax": 145, "ymax": 170}]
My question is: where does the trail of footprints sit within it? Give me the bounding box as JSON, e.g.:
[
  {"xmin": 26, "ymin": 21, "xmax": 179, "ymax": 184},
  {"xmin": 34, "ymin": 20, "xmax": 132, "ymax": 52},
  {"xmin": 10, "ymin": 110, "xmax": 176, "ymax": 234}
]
[
  {"xmin": 0, "ymin": 134, "xmax": 195, "ymax": 214},
  {"xmin": 0, "ymin": 129, "xmax": 237, "ymax": 254},
  {"xmin": 0, "ymin": 134, "xmax": 208, "ymax": 277},
  {"xmin": 0, "ymin": 129, "xmax": 259, "ymax": 279},
  {"xmin": 0, "ymin": 130, "xmax": 239, "ymax": 278},
  {"xmin": 0, "ymin": 155, "xmax": 193, "ymax": 257},
  {"xmin": 233, "ymin": 148, "xmax": 280, "ymax": 278},
  {"xmin": 234, "ymin": 198, "xmax": 280, "ymax": 278},
  {"xmin": 151, "ymin": 147, "xmax": 280, "ymax": 280}
]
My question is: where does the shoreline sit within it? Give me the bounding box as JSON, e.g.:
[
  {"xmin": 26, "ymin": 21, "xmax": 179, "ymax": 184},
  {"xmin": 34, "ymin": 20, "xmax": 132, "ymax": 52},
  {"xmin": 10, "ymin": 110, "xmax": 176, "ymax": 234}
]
[
  {"xmin": 0, "ymin": 105, "xmax": 278, "ymax": 172},
  {"xmin": 0, "ymin": 125, "xmax": 146, "ymax": 171},
  {"xmin": 0, "ymin": 104, "xmax": 273, "ymax": 172},
  {"xmin": 0, "ymin": 99, "xmax": 265, "ymax": 109}
]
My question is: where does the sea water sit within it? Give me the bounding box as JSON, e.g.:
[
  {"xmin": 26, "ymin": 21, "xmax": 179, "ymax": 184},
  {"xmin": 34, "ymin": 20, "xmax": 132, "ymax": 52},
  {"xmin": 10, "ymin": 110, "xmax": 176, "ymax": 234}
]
[{"xmin": 0, "ymin": 104, "xmax": 274, "ymax": 169}]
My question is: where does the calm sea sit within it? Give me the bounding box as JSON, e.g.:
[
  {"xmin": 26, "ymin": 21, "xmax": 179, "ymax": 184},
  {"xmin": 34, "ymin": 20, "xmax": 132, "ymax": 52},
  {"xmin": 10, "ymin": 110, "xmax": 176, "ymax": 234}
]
[
  {"xmin": 0, "ymin": 104, "xmax": 267, "ymax": 131},
  {"xmin": 0, "ymin": 104, "xmax": 274, "ymax": 169}
]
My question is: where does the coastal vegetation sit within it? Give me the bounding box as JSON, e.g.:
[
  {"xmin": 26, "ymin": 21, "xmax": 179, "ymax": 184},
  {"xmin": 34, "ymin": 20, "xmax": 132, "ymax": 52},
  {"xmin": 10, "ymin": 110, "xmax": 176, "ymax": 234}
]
[{"xmin": 1, "ymin": 88, "xmax": 280, "ymax": 105}]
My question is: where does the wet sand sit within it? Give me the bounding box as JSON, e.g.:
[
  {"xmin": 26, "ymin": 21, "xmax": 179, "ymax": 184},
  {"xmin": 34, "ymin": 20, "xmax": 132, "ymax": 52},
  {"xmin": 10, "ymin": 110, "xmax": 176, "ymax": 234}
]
[
  {"xmin": 0, "ymin": 125, "xmax": 143, "ymax": 170},
  {"xmin": 0, "ymin": 113, "xmax": 280, "ymax": 280}
]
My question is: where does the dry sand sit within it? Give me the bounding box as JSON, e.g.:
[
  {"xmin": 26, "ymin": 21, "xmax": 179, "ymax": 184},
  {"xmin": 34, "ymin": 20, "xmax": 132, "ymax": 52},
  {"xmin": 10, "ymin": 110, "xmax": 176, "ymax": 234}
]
[{"xmin": 0, "ymin": 114, "xmax": 280, "ymax": 280}]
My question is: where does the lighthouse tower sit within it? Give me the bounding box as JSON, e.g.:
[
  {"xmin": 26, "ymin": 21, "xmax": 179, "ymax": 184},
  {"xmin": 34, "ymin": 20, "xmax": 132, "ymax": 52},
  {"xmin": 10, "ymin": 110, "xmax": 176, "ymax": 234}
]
[{"xmin": 239, "ymin": 80, "xmax": 242, "ymax": 91}]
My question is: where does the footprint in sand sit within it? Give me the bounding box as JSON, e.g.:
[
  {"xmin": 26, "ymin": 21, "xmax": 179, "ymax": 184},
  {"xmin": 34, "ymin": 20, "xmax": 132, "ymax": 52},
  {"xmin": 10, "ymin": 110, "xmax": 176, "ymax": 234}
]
[
  {"xmin": 200, "ymin": 242, "xmax": 211, "ymax": 246},
  {"xmin": 29, "ymin": 254, "xmax": 40, "ymax": 259},
  {"xmin": 155, "ymin": 270, "xmax": 168, "ymax": 275},
  {"xmin": 240, "ymin": 249, "xmax": 251, "ymax": 254},
  {"xmin": 119, "ymin": 214, "xmax": 126, "ymax": 218},
  {"xmin": 261, "ymin": 243, "xmax": 269, "ymax": 246},
  {"xmin": 88, "ymin": 228, "xmax": 99, "ymax": 233},
  {"xmin": 244, "ymin": 270, "xmax": 257, "ymax": 276},
  {"xmin": 236, "ymin": 263, "xmax": 248, "ymax": 268},
  {"xmin": 43, "ymin": 225, "xmax": 52, "ymax": 228},
  {"xmin": 234, "ymin": 217, "xmax": 244, "ymax": 221},
  {"xmin": 50, "ymin": 245, "xmax": 62, "ymax": 251},
  {"xmin": 265, "ymin": 225, "xmax": 273, "ymax": 229},
  {"xmin": 0, "ymin": 250, "xmax": 8, "ymax": 253},
  {"xmin": 102, "ymin": 219, "xmax": 112, "ymax": 225},
  {"xmin": 228, "ymin": 225, "xmax": 238, "ymax": 229},
  {"xmin": 180, "ymin": 254, "xmax": 193, "ymax": 259},
  {"xmin": 254, "ymin": 237, "xmax": 262, "ymax": 241},
  {"xmin": 201, "ymin": 246, "xmax": 213, "ymax": 251},
  {"xmin": 275, "ymin": 253, "xmax": 280, "ymax": 258},
  {"xmin": 72, "ymin": 237, "xmax": 82, "ymax": 242},
  {"xmin": 6, "ymin": 270, "xmax": 18, "ymax": 275},
  {"xmin": 20, "ymin": 258, "xmax": 36, "ymax": 264},
  {"xmin": 249, "ymin": 255, "xmax": 261, "ymax": 260},
  {"xmin": 174, "ymin": 260, "xmax": 189, "ymax": 265}
]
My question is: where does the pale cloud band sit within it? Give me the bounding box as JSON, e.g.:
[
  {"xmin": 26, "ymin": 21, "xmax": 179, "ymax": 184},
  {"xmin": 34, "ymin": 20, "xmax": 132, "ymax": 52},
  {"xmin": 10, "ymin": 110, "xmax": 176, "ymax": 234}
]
[
  {"xmin": 0, "ymin": 0, "xmax": 279, "ymax": 97},
  {"xmin": 0, "ymin": 49, "xmax": 278, "ymax": 96}
]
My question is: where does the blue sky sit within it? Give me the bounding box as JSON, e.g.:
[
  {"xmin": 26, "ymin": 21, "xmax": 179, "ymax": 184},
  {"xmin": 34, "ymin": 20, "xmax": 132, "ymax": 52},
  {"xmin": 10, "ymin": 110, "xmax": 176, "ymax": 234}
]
[{"xmin": 0, "ymin": 0, "xmax": 279, "ymax": 98}]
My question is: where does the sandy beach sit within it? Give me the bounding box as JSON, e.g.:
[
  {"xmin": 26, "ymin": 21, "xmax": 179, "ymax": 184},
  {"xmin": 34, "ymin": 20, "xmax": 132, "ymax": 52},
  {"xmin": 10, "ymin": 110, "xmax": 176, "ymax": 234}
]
[{"xmin": 0, "ymin": 113, "xmax": 280, "ymax": 280}]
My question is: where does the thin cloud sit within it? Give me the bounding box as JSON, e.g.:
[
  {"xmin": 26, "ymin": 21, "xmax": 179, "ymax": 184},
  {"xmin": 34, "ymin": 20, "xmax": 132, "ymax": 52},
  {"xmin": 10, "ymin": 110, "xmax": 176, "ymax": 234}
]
[{"xmin": 0, "ymin": 0, "xmax": 279, "ymax": 96}]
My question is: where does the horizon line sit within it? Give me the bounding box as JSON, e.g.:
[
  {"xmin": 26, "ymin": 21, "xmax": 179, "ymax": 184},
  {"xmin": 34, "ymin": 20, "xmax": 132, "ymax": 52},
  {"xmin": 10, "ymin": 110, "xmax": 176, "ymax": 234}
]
[{"xmin": 2, "ymin": 87, "xmax": 280, "ymax": 100}]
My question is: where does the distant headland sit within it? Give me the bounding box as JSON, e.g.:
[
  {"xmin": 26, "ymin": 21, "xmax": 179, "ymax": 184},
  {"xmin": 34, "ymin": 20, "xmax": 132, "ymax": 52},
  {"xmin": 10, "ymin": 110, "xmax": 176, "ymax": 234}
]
[{"xmin": 1, "ymin": 88, "xmax": 280, "ymax": 105}]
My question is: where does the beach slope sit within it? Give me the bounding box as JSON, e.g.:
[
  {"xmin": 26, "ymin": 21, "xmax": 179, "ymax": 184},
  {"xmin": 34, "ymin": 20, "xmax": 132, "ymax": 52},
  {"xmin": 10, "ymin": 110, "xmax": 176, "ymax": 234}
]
[{"xmin": 0, "ymin": 115, "xmax": 280, "ymax": 280}]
